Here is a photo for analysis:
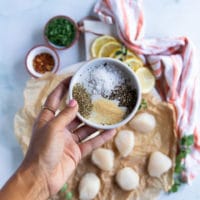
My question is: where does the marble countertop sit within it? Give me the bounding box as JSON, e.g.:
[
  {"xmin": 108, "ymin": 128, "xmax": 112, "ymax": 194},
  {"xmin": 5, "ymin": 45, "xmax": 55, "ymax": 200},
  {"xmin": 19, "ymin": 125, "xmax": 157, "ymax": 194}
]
[{"xmin": 0, "ymin": 0, "xmax": 200, "ymax": 199}]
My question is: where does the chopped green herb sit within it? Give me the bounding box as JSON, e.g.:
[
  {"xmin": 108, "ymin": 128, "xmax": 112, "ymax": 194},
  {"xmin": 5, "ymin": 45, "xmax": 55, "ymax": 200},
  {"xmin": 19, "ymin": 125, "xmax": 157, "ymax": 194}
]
[
  {"xmin": 45, "ymin": 17, "xmax": 76, "ymax": 47},
  {"xmin": 121, "ymin": 45, "xmax": 127, "ymax": 56},
  {"xmin": 115, "ymin": 50, "xmax": 122, "ymax": 56},
  {"xmin": 169, "ymin": 134, "xmax": 194, "ymax": 193},
  {"xmin": 60, "ymin": 183, "xmax": 68, "ymax": 193},
  {"xmin": 138, "ymin": 98, "xmax": 148, "ymax": 110},
  {"xmin": 65, "ymin": 192, "xmax": 73, "ymax": 200}
]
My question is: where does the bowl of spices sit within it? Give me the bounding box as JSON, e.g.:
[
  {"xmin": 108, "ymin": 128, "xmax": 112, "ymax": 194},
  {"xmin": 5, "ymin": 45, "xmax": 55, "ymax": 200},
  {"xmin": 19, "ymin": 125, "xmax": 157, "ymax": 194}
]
[
  {"xmin": 69, "ymin": 58, "xmax": 141, "ymax": 130},
  {"xmin": 25, "ymin": 45, "xmax": 59, "ymax": 78},
  {"xmin": 44, "ymin": 15, "xmax": 79, "ymax": 50}
]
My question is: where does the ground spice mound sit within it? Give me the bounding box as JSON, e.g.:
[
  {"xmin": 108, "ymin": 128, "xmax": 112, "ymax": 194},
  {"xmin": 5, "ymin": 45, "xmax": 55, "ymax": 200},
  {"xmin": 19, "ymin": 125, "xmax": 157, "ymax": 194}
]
[
  {"xmin": 107, "ymin": 84, "xmax": 137, "ymax": 114},
  {"xmin": 89, "ymin": 97, "xmax": 126, "ymax": 125},
  {"xmin": 72, "ymin": 83, "xmax": 93, "ymax": 118}
]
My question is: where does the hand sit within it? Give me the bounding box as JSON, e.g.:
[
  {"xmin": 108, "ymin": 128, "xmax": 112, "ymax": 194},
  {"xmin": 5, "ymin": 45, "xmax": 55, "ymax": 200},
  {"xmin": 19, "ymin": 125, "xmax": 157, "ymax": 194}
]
[{"xmin": 22, "ymin": 77, "xmax": 116, "ymax": 196}]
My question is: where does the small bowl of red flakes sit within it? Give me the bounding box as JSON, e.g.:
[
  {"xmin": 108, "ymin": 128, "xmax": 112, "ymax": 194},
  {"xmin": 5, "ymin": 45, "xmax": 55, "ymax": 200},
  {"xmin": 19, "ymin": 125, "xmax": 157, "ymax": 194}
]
[{"xmin": 25, "ymin": 45, "xmax": 60, "ymax": 78}]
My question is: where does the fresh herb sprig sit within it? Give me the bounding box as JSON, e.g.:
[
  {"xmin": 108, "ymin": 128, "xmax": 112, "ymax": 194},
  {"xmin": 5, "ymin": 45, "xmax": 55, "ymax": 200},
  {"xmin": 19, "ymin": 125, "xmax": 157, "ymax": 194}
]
[
  {"xmin": 138, "ymin": 98, "xmax": 148, "ymax": 110},
  {"xmin": 114, "ymin": 44, "xmax": 128, "ymax": 61},
  {"xmin": 169, "ymin": 135, "xmax": 194, "ymax": 193}
]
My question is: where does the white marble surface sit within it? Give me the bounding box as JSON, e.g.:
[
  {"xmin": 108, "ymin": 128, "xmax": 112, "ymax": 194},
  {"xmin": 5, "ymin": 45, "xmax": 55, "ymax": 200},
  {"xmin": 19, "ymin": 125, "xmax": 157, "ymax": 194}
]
[{"xmin": 0, "ymin": 0, "xmax": 200, "ymax": 199}]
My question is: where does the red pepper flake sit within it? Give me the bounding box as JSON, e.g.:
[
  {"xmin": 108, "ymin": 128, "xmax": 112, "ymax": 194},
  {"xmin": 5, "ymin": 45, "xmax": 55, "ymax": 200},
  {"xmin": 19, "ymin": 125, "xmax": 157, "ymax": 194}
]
[{"xmin": 33, "ymin": 53, "xmax": 55, "ymax": 74}]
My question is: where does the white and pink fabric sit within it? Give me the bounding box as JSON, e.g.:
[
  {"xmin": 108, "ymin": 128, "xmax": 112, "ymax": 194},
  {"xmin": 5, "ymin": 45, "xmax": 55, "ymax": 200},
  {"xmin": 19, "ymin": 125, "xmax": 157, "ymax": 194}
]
[{"xmin": 94, "ymin": 0, "xmax": 200, "ymax": 182}]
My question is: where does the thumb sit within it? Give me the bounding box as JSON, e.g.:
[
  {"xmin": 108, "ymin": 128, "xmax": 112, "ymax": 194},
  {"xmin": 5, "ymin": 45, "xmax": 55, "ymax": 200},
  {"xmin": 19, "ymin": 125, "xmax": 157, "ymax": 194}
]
[{"xmin": 53, "ymin": 99, "xmax": 78, "ymax": 128}]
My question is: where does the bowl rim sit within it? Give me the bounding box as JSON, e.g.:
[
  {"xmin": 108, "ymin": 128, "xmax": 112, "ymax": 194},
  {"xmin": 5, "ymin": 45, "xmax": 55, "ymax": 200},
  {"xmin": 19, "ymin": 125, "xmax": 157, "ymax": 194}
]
[
  {"xmin": 25, "ymin": 44, "xmax": 60, "ymax": 78},
  {"xmin": 68, "ymin": 57, "xmax": 142, "ymax": 130},
  {"xmin": 43, "ymin": 15, "xmax": 79, "ymax": 50}
]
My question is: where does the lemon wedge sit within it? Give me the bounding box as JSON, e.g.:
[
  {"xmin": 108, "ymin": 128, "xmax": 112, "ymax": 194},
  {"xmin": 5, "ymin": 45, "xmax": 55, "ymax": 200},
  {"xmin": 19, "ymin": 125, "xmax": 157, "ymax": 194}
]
[
  {"xmin": 135, "ymin": 67, "xmax": 155, "ymax": 94},
  {"xmin": 98, "ymin": 41, "xmax": 121, "ymax": 57},
  {"xmin": 91, "ymin": 35, "xmax": 117, "ymax": 58}
]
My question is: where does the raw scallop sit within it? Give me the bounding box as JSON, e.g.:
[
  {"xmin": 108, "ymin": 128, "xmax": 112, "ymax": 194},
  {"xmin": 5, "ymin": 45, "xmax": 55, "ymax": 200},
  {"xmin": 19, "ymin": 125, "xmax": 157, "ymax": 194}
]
[
  {"xmin": 91, "ymin": 148, "xmax": 114, "ymax": 171},
  {"xmin": 115, "ymin": 130, "xmax": 135, "ymax": 157},
  {"xmin": 116, "ymin": 167, "xmax": 140, "ymax": 191},
  {"xmin": 129, "ymin": 112, "xmax": 156, "ymax": 133},
  {"xmin": 79, "ymin": 173, "xmax": 101, "ymax": 200},
  {"xmin": 148, "ymin": 151, "xmax": 172, "ymax": 177}
]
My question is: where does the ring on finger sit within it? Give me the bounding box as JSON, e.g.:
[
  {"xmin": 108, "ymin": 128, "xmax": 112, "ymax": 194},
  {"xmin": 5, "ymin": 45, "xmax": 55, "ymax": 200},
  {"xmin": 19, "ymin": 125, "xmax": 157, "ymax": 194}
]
[{"xmin": 41, "ymin": 105, "xmax": 56, "ymax": 115}]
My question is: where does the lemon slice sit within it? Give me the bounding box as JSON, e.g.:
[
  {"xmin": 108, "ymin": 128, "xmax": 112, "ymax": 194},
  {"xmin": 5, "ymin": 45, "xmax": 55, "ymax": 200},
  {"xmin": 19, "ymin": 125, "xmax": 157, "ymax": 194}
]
[
  {"xmin": 108, "ymin": 48, "xmax": 121, "ymax": 58},
  {"xmin": 109, "ymin": 48, "xmax": 143, "ymax": 63},
  {"xmin": 125, "ymin": 50, "xmax": 143, "ymax": 62},
  {"xmin": 98, "ymin": 41, "xmax": 121, "ymax": 57},
  {"xmin": 135, "ymin": 67, "xmax": 155, "ymax": 94},
  {"xmin": 91, "ymin": 35, "xmax": 117, "ymax": 58},
  {"xmin": 125, "ymin": 58, "xmax": 143, "ymax": 71}
]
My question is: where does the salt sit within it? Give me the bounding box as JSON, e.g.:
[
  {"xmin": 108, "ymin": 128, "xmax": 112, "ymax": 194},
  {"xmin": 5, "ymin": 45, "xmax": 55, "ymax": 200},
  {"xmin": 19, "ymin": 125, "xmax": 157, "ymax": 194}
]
[{"xmin": 83, "ymin": 63, "xmax": 125, "ymax": 96}]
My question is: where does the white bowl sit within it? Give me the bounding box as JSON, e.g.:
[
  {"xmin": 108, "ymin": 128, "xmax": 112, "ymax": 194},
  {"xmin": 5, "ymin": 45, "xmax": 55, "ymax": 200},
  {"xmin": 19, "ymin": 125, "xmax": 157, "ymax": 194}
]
[
  {"xmin": 69, "ymin": 58, "xmax": 141, "ymax": 130},
  {"xmin": 25, "ymin": 45, "xmax": 59, "ymax": 78}
]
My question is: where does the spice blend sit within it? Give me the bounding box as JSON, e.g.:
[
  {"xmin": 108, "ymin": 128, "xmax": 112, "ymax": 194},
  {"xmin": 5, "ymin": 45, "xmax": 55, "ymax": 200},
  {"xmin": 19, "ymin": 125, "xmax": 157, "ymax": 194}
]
[
  {"xmin": 72, "ymin": 62, "xmax": 138, "ymax": 125},
  {"xmin": 90, "ymin": 98, "xmax": 126, "ymax": 125},
  {"xmin": 72, "ymin": 83, "xmax": 93, "ymax": 118},
  {"xmin": 106, "ymin": 83, "xmax": 137, "ymax": 114}
]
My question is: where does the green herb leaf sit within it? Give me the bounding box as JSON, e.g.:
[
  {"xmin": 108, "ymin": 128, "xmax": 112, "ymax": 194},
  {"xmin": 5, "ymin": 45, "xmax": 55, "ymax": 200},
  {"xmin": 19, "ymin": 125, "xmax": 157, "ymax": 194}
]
[
  {"xmin": 138, "ymin": 99, "xmax": 148, "ymax": 110},
  {"xmin": 121, "ymin": 45, "xmax": 128, "ymax": 56},
  {"xmin": 170, "ymin": 134, "xmax": 194, "ymax": 193},
  {"xmin": 181, "ymin": 135, "xmax": 194, "ymax": 146},
  {"xmin": 65, "ymin": 192, "xmax": 73, "ymax": 200},
  {"xmin": 175, "ymin": 163, "xmax": 184, "ymax": 173},
  {"xmin": 115, "ymin": 50, "xmax": 122, "ymax": 56},
  {"xmin": 60, "ymin": 183, "xmax": 67, "ymax": 193},
  {"xmin": 169, "ymin": 180, "xmax": 181, "ymax": 193},
  {"xmin": 186, "ymin": 135, "xmax": 194, "ymax": 146}
]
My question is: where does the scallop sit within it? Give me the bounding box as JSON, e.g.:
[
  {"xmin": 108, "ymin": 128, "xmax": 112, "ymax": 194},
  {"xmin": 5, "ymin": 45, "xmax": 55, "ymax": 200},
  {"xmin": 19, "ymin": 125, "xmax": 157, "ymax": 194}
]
[
  {"xmin": 115, "ymin": 130, "xmax": 135, "ymax": 157},
  {"xmin": 79, "ymin": 173, "xmax": 101, "ymax": 200},
  {"xmin": 91, "ymin": 148, "xmax": 114, "ymax": 171},
  {"xmin": 116, "ymin": 167, "xmax": 140, "ymax": 191},
  {"xmin": 129, "ymin": 112, "xmax": 156, "ymax": 133},
  {"xmin": 148, "ymin": 151, "xmax": 172, "ymax": 177}
]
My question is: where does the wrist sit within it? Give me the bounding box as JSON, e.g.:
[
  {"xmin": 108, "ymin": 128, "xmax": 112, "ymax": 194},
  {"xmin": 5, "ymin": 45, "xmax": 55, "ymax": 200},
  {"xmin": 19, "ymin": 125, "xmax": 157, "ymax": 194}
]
[
  {"xmin": 17, "ymin": 161, "xmax": 49, "ymax": 200},
  {"xmin": 0, "ymin": 161, "xmax": 49, "ymax": 200}
]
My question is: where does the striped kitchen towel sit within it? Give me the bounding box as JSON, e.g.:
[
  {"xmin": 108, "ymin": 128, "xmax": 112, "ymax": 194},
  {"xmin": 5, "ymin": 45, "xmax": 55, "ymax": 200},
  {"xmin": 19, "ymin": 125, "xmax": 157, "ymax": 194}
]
[{"xmin": 94, "ymin": 0, "xmax": 200, "ymax": 182}]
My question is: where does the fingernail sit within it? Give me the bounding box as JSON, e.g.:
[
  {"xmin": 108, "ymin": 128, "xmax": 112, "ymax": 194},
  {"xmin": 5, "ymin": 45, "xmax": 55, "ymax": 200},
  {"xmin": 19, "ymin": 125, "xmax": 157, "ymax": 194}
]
[{"xmin": 68, "ymin": 99, "xmax": 77, "ymax": 107}]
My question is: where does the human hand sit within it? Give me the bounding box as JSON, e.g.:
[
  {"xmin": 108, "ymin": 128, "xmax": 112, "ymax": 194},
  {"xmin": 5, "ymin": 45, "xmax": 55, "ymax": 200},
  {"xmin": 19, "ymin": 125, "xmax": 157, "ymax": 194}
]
[{"xmin": 22, "ymin": 77, "xmax": 116, "ymax": 196}]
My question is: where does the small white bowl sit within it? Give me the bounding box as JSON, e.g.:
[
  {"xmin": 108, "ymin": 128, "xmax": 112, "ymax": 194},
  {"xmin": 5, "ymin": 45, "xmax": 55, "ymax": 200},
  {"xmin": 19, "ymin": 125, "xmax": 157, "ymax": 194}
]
[
  {"xmin": 25, "ymin": 45, "xmax": 59, "ymax": 78},
  {"xmin": 69, "ymin": 58, "xmax": 141, "ymax": 130}
]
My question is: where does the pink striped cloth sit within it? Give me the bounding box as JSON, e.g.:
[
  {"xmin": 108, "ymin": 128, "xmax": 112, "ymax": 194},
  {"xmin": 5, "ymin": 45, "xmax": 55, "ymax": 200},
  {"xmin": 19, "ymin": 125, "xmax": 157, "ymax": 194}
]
[{"xmin": 94, "ymin": 0, "xmax": 200, "ymax": 182}]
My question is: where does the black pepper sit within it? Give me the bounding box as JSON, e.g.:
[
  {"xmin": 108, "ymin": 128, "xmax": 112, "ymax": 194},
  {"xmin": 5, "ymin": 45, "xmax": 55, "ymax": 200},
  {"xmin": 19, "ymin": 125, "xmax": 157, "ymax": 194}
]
[{"xmin": 107, "ymin": 82, "xmax": 137, "ymax": 114}]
